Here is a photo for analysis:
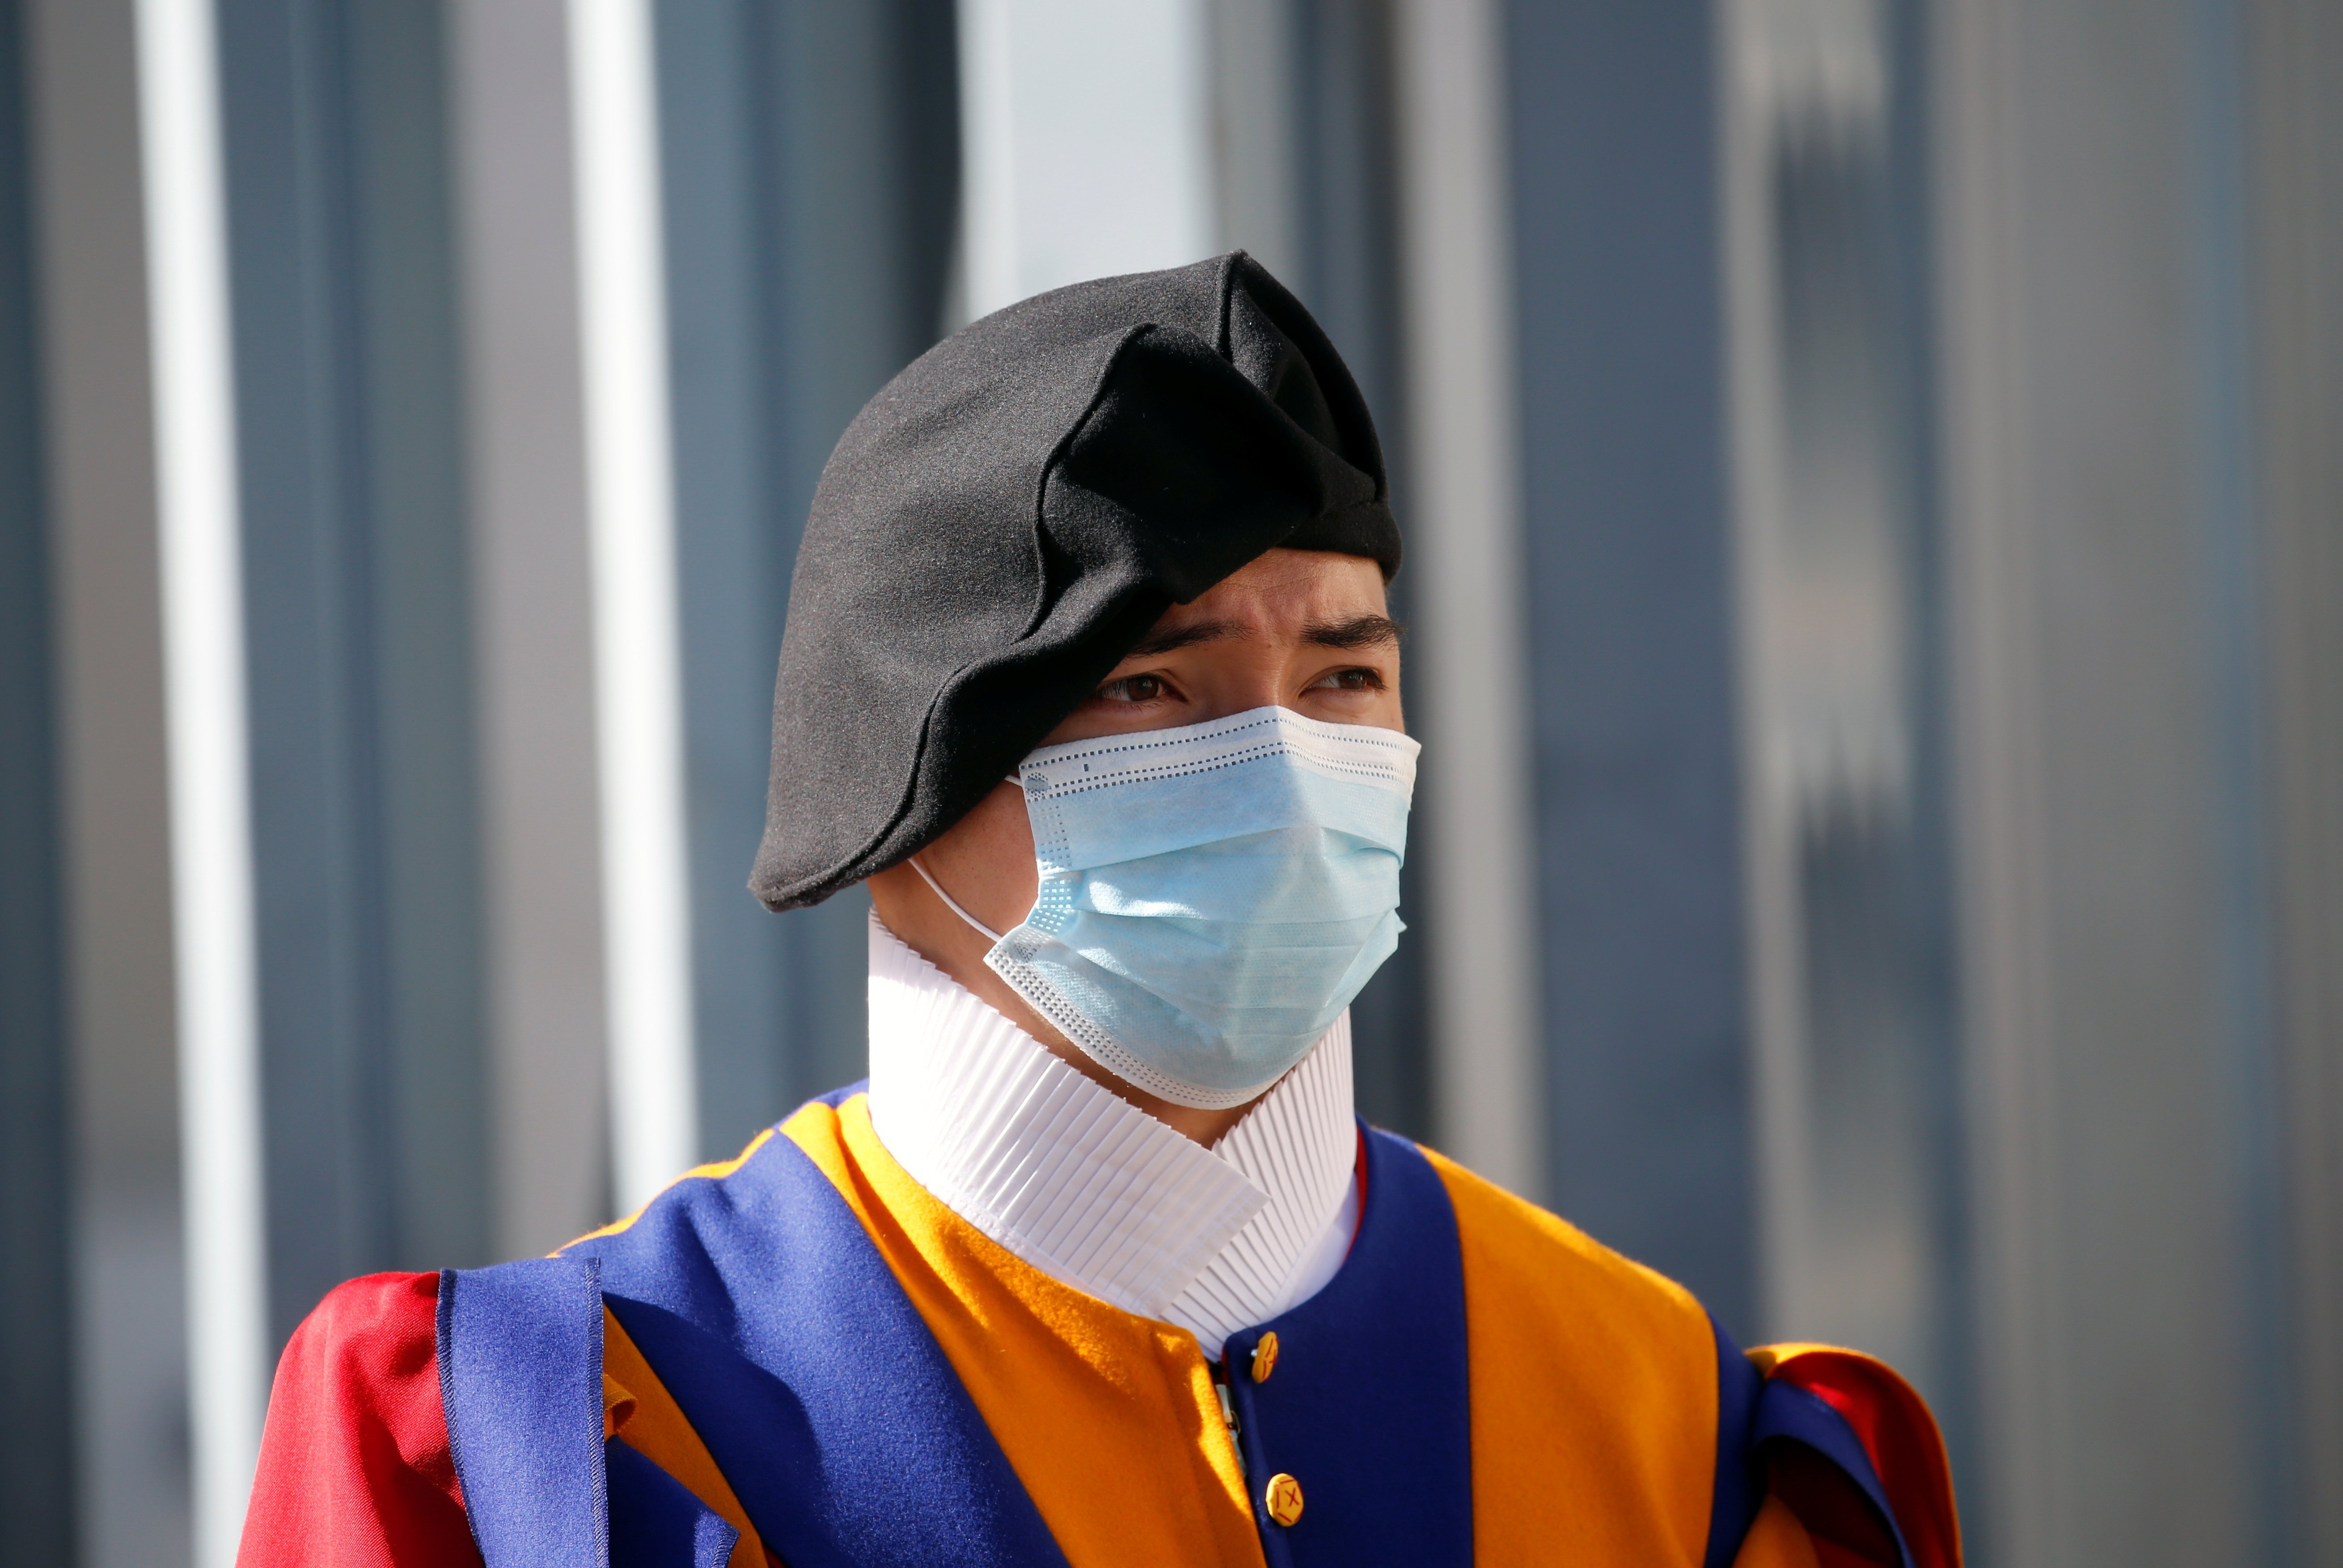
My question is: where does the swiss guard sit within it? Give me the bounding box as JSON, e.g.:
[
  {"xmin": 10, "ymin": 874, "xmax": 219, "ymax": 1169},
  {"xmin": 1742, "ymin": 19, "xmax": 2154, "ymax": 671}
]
[{"xmin": 239, "ymin": 254, "xmax": 1959, "ymax": 1568}]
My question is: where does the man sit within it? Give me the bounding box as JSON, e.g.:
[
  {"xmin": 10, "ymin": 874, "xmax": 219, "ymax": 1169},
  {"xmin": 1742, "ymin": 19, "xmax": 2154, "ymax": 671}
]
[{"xmin": 240, "ymin": 254, "xmax": 1957, "ymax": 1567}]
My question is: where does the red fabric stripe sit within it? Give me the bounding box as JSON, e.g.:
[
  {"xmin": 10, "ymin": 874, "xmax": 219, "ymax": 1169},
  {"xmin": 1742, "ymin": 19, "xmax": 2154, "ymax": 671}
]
[
  {"xmin": 1768, "ymin": 1352, "xmax": 1962, "ymax": 1568},
  {"xmin": 237, "ymin": 1272, "xmax": 483, "ymax": 1568}
]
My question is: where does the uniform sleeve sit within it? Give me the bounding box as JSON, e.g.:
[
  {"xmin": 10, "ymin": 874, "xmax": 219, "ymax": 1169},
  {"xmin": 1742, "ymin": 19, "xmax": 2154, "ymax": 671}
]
[
  {"xmin": 1748, "ymin": 1345, "xmax": 1962, "ymax": 1568},
  {"xmin": 237, "ymin": 1271, "xmax": 485, "ymax": 1568}
]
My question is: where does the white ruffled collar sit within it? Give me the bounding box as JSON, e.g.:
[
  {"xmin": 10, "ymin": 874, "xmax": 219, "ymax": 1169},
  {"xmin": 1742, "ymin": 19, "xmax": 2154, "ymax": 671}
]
[{"xmin": 863, "ymin": 913, "xmax": 1358, "ymax": 1359}]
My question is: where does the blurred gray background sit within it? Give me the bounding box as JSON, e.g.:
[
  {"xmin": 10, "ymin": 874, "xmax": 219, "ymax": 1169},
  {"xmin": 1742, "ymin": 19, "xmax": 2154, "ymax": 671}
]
[{"xmin": 0, "ymin": 0, "xmax": 2335, "ymax": 1564}]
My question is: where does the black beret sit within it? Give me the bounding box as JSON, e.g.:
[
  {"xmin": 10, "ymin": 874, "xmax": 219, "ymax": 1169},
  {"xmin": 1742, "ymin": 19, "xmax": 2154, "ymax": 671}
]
[{"xmin": 750, "ymin": 251, "xmax": 1400, "ymax": 911}]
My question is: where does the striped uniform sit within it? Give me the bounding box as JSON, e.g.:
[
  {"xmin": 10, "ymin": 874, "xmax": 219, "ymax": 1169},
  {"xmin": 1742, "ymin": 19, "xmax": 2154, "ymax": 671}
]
[{"xmin": 239, "ymin": 1087, "xmax": 1959, "ymax": 1568}]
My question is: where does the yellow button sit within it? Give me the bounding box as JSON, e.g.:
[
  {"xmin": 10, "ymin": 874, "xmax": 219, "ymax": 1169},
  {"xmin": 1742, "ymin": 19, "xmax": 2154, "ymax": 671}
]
[
  {"xmin": 1264, "ymin": 1472, "xmax": 1305, "ymax": 1527},
  {"xmin": 1251, "ymin": 1330, "xmax": 1280, "ymax": 1383}
]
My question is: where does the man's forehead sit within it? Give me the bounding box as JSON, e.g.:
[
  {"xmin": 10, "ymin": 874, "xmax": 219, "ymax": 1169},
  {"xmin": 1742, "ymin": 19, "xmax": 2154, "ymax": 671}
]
[
  {"xmin": 1133, "ymin": 554, "xmax": 1389, "ymax": 651},
  {"xmin": 1172, "ymin": 549, "xmax": 1383, "ymax": 613},
  {"xmin": 1121, "ymin": 613, "xmax": 1403, "ymax": 661}
]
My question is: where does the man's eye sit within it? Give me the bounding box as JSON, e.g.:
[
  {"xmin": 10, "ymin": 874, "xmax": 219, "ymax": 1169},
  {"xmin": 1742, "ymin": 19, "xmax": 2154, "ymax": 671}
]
[
  {"xmin": 1311, "ymin": 668, "xmax": 1381, "ymax": 692},
  {"xmin": 1103, "ymin": 673, "xmax": 1168, "ymax": 702}
]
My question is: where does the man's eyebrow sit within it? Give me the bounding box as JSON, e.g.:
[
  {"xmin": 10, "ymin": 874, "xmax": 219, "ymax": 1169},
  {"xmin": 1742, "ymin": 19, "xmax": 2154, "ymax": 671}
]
[
  {"xmin": 1125, "ymin": 619, "xmax": 1244, "ymax": 658},
  {"xmin": 1302, "ymin": 614, "xmax": 1404, "ymax": 651}
]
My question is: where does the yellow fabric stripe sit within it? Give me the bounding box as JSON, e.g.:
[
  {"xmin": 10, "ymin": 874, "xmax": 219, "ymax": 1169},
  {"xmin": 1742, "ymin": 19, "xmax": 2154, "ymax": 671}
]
[
  {"xmin": 602, "ymin": 1305, "xmax": 773, "ymax": 1568},
  {"xmin": 782, "ymin": 1094, "xmax": 1267, "ymax": 1568},
  {"xmin": 1421, "ymin": 1144, "xmax": 1722, "ymax": 1566},
  {"xmin": 1749, "ymin": 1342, "xmax": 1843, "ymax": 1375}
]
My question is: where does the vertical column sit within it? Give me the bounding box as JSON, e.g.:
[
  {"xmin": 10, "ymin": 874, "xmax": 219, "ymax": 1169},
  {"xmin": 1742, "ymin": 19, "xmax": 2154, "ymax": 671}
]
[
  {"xmin": 211, "ymin": 0, "xmax": 493, "ymax": 1336},
  {"xmin": 27, "ymin": 0, "xmax": 191, "ymax": 1558},
  {"xmin": 956, "ymin": 0, "xmax": 1214, "ymax": 317},
  {"xmin": 1932, "ymin": 1, "xmax": 2255, "ymax": 1561},
  {"xmin": 2182, "ymin": 0, "xmax": 2300, "ymax": 1557},
  {"xmin": 1283, "ymin": 0, "xmax": 1406, "ymax": 437},
  {"xmin": 1716, "ymin": 0, "xmax": 1966, "ymax": 1412},
  {"xmin": 214, "ymin": 0, "xmax": 402, "ymax": 1351},
  {"xmin": 1494, "ymin": 2, "xmax": 1754, "ymax": 1317},
  {"xmin": 567, "ymin": 0, "xmax": 695, "ymax": 1212},
  {"xmin": 343, "ymin": 0, "xmax": 491, "ymax": 1279},
  {"xmin": 660, "ymin": 0, "xmax": 958, "ymax": 1158},
  {"xmin": 1390, "ymin": 0, "xmax": 1544, "ymax": 1201},
  {"xmin": 0, "ymin": 0, "xmax": 72, "ymax": 1559},
  {"xmin": 133, "ymin": 0, "xmax": 266, "ymax": 1559},
  {"xmin": 1205, "ymin": 0, "xmax": 1302, "ymax": 282},
  {"xmin": 2245, "ymin": 0, "xmax": 2343, "ymax": 1557},
  {"xmin": 447, "ymin": 0, "xmax": 610, "ymax": 1258},
  {"xmin": 656, "ymin": 0, "xmax": 790, "ymax": 1159}
]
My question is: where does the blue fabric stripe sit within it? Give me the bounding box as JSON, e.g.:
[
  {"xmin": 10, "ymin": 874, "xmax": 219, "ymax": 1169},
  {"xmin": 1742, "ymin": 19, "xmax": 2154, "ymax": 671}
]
[
  {"xmin": 1221, "ymin": 1126, "xmax": 1473, "ymax": 1568},
  {"xmin": 1703, "ymin": 1315, "xmax": 1766, "ymax": 1568},
  {"xmin": 606, "ymin": 1437, "xmax": 740, "ymax": 1568},
  {"xmin": 810, "ymin": 1078, "xmax": 868, "ymax": 1109},
  {"xmin": 439, "ymin": 1256, "xmax": 609, "ymax": 1568},
  {"xmin": 572, "ymin": 1112, "xmax": 1068, "ymax": 1568},
  {"xmin": 1753, "ymin": 1377, "xmax": 1916, "ymax": 1568}
]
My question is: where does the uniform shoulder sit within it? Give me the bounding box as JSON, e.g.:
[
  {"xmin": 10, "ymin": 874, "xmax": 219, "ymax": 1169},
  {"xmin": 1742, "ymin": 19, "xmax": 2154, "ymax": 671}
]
[
  {"xmin": 284, "ymin": 1270, "xmax": 444, "ymax": 1379},
  {"xmin": 1419, "ymin": 1143, "xmax": 1714, "ymax": 1353},
  {"xmin": 1413, "ymin": 1145, "xmax": 1729, "ymax": 1564},
  {"xmin": 1750, "ymin": 1344, "xmax": 1963, "ymax": 1567},
  {"xmin": 245, "ymin": 1272, "xmax": 478, "ymax": 1567}
]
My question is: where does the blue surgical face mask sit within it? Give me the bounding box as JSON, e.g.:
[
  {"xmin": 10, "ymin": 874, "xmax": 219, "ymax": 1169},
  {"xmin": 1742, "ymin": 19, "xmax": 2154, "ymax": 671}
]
[{"xmin": 915, "ymin": 706, "xmax": 1417, "ymax": 1109}]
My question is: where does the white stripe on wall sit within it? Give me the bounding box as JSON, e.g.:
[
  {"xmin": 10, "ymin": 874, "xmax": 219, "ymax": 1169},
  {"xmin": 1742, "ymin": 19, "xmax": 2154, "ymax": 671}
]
[
  {"xmin": 133, "ymin": 0, "xmax": 266, "ymax": 1561},
  {"xmin": 956, "ymin": 0, "xmax": 1215, "ymax": 318},
  {"xmin": 567, "ymin": 0, "xmax": 698, "ymax": 1209}
]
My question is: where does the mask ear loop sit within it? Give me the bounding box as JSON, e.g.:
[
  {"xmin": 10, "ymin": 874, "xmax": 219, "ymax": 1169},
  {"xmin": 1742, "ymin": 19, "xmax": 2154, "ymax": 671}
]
[
  {"xmin": 909, "ymin": 855, "xmax": 1004, "ymax": 943},
  {"xmin": 902, "ymin": 773, "xmax": 1025, "ymax": 943}
]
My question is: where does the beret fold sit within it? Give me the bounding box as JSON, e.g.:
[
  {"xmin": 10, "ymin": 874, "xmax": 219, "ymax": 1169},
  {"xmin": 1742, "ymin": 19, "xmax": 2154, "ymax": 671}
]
[{"xmin": 752, "ymin": 251, "xmax": 1399, "ymax": 911}]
